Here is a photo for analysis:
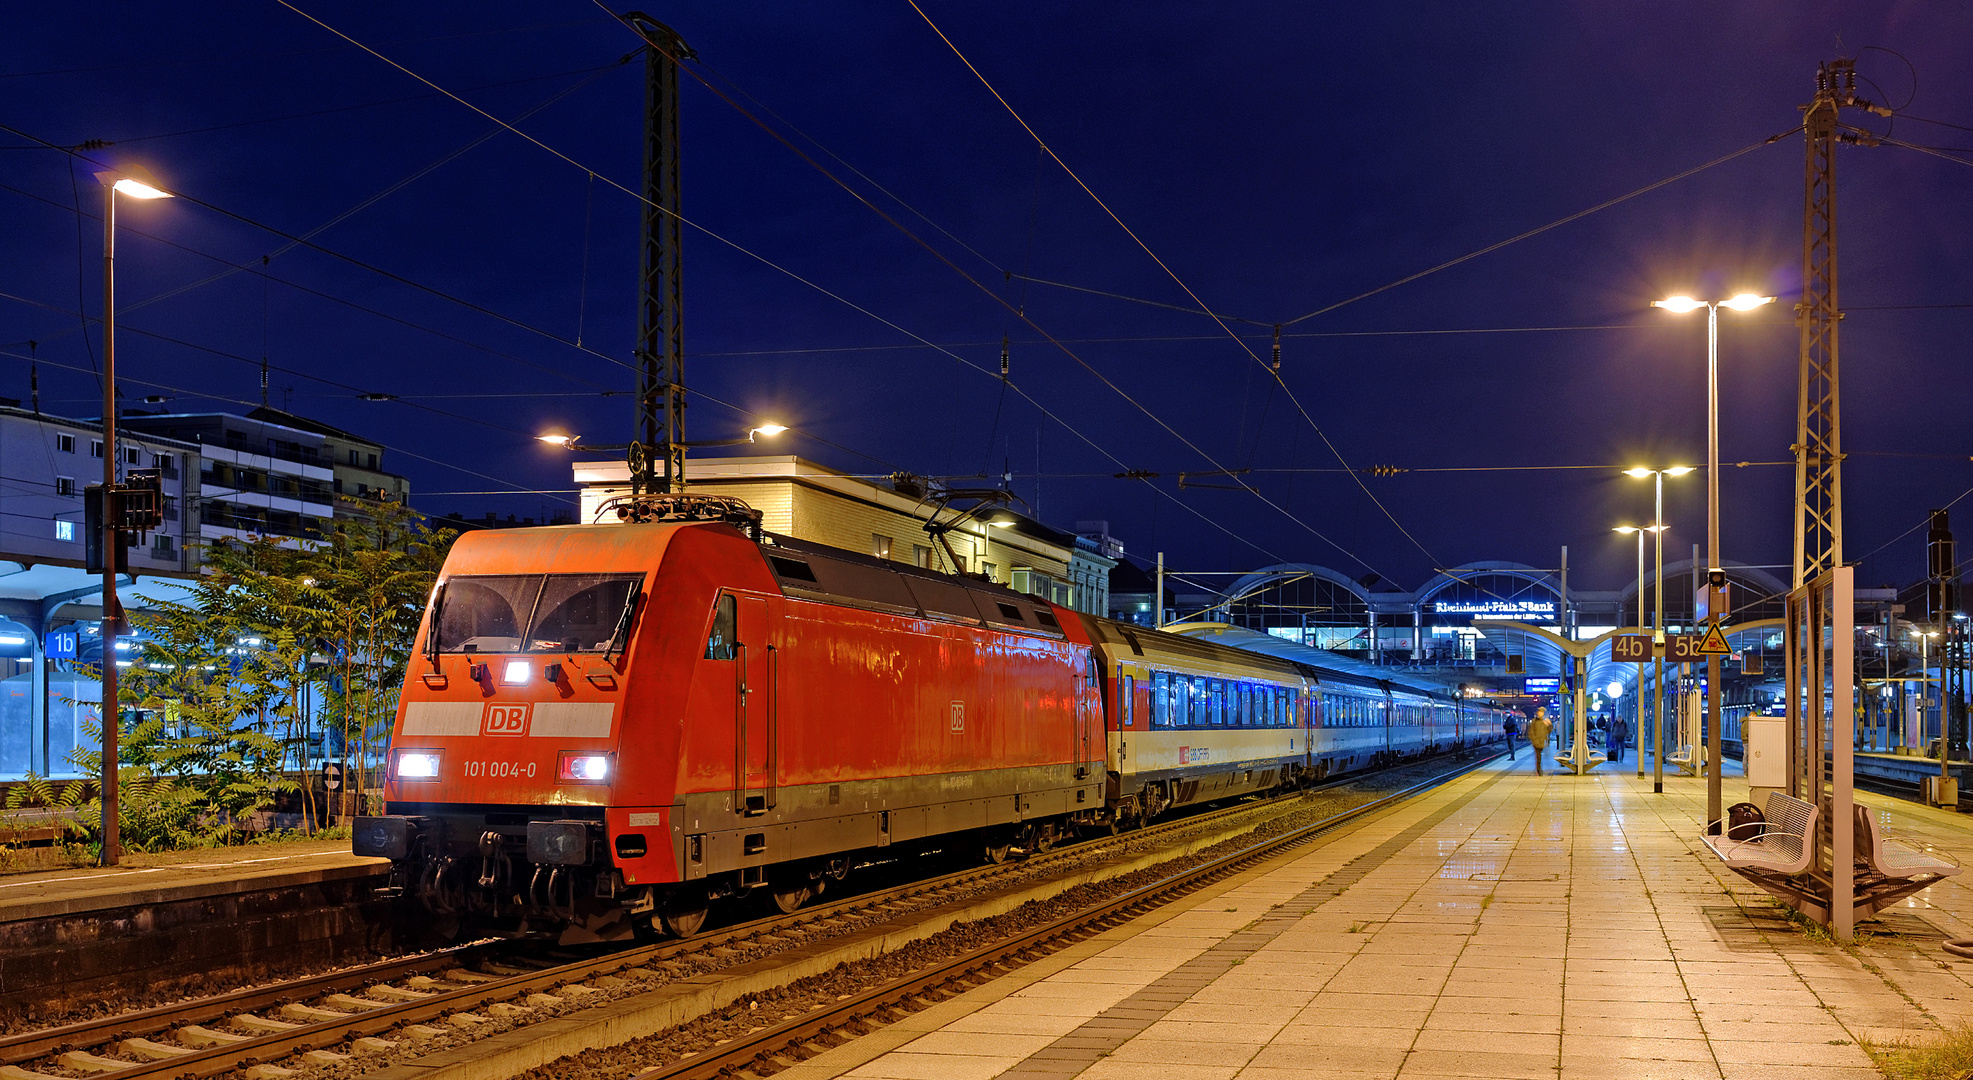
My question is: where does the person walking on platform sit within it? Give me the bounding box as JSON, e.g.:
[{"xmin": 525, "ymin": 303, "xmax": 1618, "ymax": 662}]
[
  {"xmin": 1608, "ymin": 715, "xmax": 1627, "ymax": 764},
  {"xmin": 1527, "ymin": 707, "xmax": 1552, "ymax": 776},
  {"xmin": 1504, "ymin": 715, "xmax": 1519, "ymax": 757}
]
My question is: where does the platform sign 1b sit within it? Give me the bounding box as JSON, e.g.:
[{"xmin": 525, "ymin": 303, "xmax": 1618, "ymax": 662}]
[{"xmin": 46, "ymin": 629, "xmax": 78, "ymax": 660}]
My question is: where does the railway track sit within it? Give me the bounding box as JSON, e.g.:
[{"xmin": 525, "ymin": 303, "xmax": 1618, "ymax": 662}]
[{"xmin": 0, "ymin": 749, "xmax": 1500, "ymax": 1080}]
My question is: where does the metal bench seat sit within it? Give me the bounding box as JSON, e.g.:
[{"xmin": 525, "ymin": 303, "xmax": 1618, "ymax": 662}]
[
  {"xmin": 1702, "ymin": 791, "xmax": 1816, "ymax": 875},
  {"xmin": 1840, "ymin": 805, "xmax": 1964, "ymax": 922}
]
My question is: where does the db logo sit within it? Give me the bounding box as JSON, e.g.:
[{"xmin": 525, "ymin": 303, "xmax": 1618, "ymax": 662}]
[{"xmin": 485, "ymin": 704, "xmax": 531, "ymax": 736}]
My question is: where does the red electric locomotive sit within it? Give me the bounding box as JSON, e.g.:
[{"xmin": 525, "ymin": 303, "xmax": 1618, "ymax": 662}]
[{"xmin": 355, "ymin": 496, "xmax": 1106, "ymax": 941}]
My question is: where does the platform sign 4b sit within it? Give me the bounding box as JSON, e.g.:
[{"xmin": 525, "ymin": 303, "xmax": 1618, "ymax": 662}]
[{"xmin": 1611, "ymin": 634, "xmax": 1651, "ymax": 662}]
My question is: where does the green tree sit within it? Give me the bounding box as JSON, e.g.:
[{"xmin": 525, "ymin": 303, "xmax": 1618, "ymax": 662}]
[
  {"xmin": 113, "ymin": 535, "xmax": 317, "ymax": 845},
  {"xmin": 308, "ymin": 495, "xmax": 454, "ymax": 808}
]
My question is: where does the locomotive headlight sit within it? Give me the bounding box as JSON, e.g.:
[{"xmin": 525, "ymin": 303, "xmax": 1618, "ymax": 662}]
[
  {"xmin": 396, "ymin": 750, "xmax": 441, "ymax": 779},
  {"xmin": 502, "ymin": 661, "xmax": 531, "ymax": 685},
  {"xmin": 557, "ymin": 752, "xmax": 611, "ymax": 783}
]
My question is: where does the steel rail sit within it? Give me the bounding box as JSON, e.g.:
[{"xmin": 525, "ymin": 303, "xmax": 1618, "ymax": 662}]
[
  {"xmin": 636, "ymin": 755, "xmax": 1494, "ymax": 1080},
  {"xmin": 0, "ymin": 946, "xmax": 487, "ymax": 1066}
]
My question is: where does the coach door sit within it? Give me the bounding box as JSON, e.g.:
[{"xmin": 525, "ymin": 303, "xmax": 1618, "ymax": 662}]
[{"xmin": 734, "ymin": 595, "xmax": 777, "ymax": 815}]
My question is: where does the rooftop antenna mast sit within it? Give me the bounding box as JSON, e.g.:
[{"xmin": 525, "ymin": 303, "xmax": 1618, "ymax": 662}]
[{"xmin": 621, "ymin": 13, "xmax": 694, "ymax": 495}]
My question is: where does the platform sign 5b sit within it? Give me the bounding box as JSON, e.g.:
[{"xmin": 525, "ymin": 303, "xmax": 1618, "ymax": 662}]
[{"xmin": 1611, "ymin": 633, "xmax": 1706, "ymax": 662}]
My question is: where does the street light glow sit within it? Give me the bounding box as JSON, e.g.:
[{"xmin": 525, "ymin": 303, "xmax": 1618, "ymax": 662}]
[
  {"xmin": 1665, "ymin": 466, "xmax": 1695, "ymax": 476},
  {"xmin": 1721, "ymin": 293, "xmax": 1776, "ymax": 311},
  {"xmin": 537, "ymin": 432, "xmax": 576, "ymax": 447},
  {"xmin": 1652, "ymin": 295, "xmax": 1703, "ymax": 313},
  {"xmin": 750, "ymin": 423, "xmax": 788, "ymax": 439},
  {"xmin": 1623, "ymin": 467, "xmax": 1653, "ymax": 478},
  {"xmin": 112, "ymin": 178, "xmax": 173, "ymax": 200}
]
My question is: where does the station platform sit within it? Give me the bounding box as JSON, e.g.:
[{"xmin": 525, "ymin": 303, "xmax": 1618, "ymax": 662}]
[
  {"xmin": 783, "ymin": 753, "xmax": 1973, "ymax": 1080},
  {"xmin": 0, "ymin": 838, "xmax": 384, "ymax": 923}
]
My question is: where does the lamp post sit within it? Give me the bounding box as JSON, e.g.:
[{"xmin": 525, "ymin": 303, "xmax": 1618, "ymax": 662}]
[
  {"xmin": 92, "ymin": 167, "xmax": 174, "ymax": 868},
  {"xmin": 1921, "ymin": 629, "xmax": 1943, "ymax": 778},
  {"xmin": 1627, "ymin": 466, "xmax": 1693, "ymax": 793},
  {"xmin": 1615, "ymin": 523, "xmax": 1666, "ymax": 778},
  {"xmin": 1653, "ymin": 293, "xmax": 1773, "ymax": 827}
]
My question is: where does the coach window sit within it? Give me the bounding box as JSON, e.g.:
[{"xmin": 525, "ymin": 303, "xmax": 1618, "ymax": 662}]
[
  {"xmin": 1151, "ymin": 672, "xmax": 1170, "ymax": 728},
  {"xmin": 1206, "ymin": 680, "xmax": 1223, "ymax": 727},
  {"xmin": 705, "ymin": 594, "xmax": 737, "ymax": 660},
  {"xmin": 1190, "ymin": 677, "xmax": 1208, "ymax": 728},
  {"xmin": 1120, "ymin": 674, "xmax": 1134, "ymax": 726}
]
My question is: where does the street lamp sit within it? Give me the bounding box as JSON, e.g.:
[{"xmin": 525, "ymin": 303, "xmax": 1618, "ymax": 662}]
[
  {"xmin": 540, "ymin": 422, "xmax": 793, "ymax": 481},
  {"xmin": 1654, "ymin": 292, "xmax": 1773, "ymax": 826},
  {"xmin": 92, "ymin": 165, "xmax": 175, "ymax": 868},
  {"xmin": 1615, "ymin": 523, "xmax": 1666, "ymax": 777},
  {"xmin": 1626, "ymin": 466, "xmax": 1693, "ymax": 793}
]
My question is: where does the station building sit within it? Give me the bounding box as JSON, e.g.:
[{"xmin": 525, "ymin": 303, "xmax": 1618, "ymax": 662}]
[
  {"xmin": 0, "ymin": 405, "xmax": 408, "ymax": 782},
  {"xmin": 573, "ymin": 455, "xmax": 1116, "ymax": 616}
]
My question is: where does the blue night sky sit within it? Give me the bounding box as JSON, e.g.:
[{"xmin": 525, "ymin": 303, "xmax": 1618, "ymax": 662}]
[{"xmin": 5, "ymin": 3, "xmax": 1972, "ymax": 597}]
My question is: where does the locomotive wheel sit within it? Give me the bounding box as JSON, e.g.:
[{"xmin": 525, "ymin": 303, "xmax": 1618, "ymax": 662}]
[
  {"xmin": 1032, "ymin": 824, "xmax": 1056, "ymax": 854},
  {"xmin": 983, "ymin": 838, "xmax": 1013, "ymax": 864},
  {"xmin": 769, "ymin": 880, "xmax": 812, "ymax": 914},
  {"xmin": 659, "ymin": 888, "xmax": 710, "ymax": 939}
]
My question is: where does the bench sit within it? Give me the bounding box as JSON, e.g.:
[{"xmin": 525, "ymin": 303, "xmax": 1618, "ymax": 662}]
[
  {"xmin": 1702, "ymin": 791, "xmax": 1817, "ymax": 875},
  {"xmin": 1846, "ymin": 805, "xmax": 1962, "ymax": 921},
  {"xmin": 1702, "ymin": 793, "xmax": 1961, "ymax": 923}
]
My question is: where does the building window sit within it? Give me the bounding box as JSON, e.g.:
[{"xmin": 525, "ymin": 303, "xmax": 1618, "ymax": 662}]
[
  {"xmin": 913, "ymin": 544, "xmax": 931, "ymax": 569},
  {"xmin": 152, "ymin": 534, "xmax": 175, "ymax": 556},
  {"xmin": 980, "ymin": 561, "xmax": 997, "ymax": 583},
  {"xmin": 348, "ymin": 449, "xmax": 360, "ymax": 465},
  {"xmin": 333, "ymin": 478, "xmax": 344, "ymax": 494},
  {"xmin": 54, "ymin": 519, "xmax": 74, "ymax": 542},
  {"xmin": 123, "ymin": 447, "xmax": 141, "ymax": 465},
  {"xmin": 367, "ymin": 453, "xmax": 377, "ymax": 470},
  {"xmin": 55, "ymin": 477, "xmax": 76, "ymax": 497},
  {"xmin": 152, "ymin": 453, "xmax": 171, "ymax": 469},
  {"xmin": 90, "ymin": 439, "xmax": 103, "ymax": 458},
  {"xmin": 357, "ymin": 483, "xmax": 370, "ymax": 497},
  {"xmin": 56, "ymin": 434, "xmax": 74, "ymax": 453},
  {"xmin": 872, "ymin": 534, "xmax": 893, "ymax": 559}
]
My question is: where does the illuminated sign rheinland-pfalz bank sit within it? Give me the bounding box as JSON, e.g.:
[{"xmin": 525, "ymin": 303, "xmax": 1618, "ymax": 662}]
[{"xmin": 1432, "ymin": 599, "xmax": 1557, "ymax": 621}]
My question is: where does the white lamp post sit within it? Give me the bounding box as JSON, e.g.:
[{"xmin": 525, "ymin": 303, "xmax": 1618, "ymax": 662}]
[
  {"xmin": 1626, "ymin": 467, "xmax": 1693, "ymax": 793},
  {"xmin": 1653, "ymin": 293, "xmax": 1773, "ymax": 827}
]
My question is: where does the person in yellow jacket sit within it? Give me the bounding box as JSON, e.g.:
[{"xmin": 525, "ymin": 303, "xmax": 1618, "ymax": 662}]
[{"xmin": 1527, "ymin": 707, "xmax": 1553, "ymax": 776}]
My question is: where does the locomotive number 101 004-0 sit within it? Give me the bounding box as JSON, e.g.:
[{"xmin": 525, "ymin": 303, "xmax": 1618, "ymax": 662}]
[{"xmin": 462, "ymin": 760, "xmax": 538, "ymax": 778}]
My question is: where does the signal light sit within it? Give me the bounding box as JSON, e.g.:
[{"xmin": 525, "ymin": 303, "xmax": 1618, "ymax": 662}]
[
  {"xmin": 396, "ymin": 751, "xmax": 441, "ymax": 779},
  {"xmin": 558, "ymin": 753, "xmax": 611, "ymax": 783}
]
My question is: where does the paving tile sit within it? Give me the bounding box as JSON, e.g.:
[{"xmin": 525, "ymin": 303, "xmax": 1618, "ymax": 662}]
[
  {"xmin": 1395, "ymin": 1049, "xmax": 1560, "ymax": 1078},
  {"xmin": 1106, "ymin": 1038, "xmax": 1265, "ymax": 1067},
  {"xmin": 843, "ymin": 1052, "xmax": 1023, "ymax": 1080}
]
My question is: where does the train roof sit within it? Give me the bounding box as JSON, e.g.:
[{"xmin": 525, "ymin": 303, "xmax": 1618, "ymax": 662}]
[
  {"xmin": 760, "ymin": 531, "xmax": 1070, "ymax": 639},
  {"xmin": 1165, "ymin": 623, "xmax": 1472, "ymax": 700}
]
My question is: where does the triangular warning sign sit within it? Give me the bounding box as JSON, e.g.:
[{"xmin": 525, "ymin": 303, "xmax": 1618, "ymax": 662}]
[{"xmin": 1697, "ymin": 621, "xmax": 1732, "ymax": 655}]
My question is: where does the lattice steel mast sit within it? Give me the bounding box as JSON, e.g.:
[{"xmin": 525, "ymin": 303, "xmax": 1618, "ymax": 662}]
[
  {"xmin": 1793, "ymin": 59, "xmax": 1885, "ymax": 585},
  {"xmin": 622, "ymin": 14, "xmax": 693, "ymax": 495}
]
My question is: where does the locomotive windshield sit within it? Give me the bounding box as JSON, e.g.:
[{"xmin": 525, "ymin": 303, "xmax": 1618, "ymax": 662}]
[{"xmin": 436, "ymin": 572, "xmax": 642, "ymax": 653}]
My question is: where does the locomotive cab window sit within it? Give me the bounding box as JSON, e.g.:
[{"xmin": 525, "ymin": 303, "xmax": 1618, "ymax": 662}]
[
  {"xmin": 706, "ymin": 593, "xmax": 738, "ymax": 660},
  {"xmin": 531, "ymin": 574, "xmax": 641, "ymax": 652},
  {"xmin": 436, "ymin": 573, "xmax": 643, "ymax": 654}
]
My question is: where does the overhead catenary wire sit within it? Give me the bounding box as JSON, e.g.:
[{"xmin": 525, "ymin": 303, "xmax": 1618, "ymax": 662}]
[
  {"xmin": 0, "ymin": 347, "xmax": 567, "ymax": 505},
  {"xmin": 0, "ymin": 123, "xmax": 641, "ymax": 386},
  {"xmin": 904, "ymin": 0, "xmax": 1430, "ymax": 578},
  {"xmin": 263, "ymin": 0, "xmax": 1303, "ymax": 568}
]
